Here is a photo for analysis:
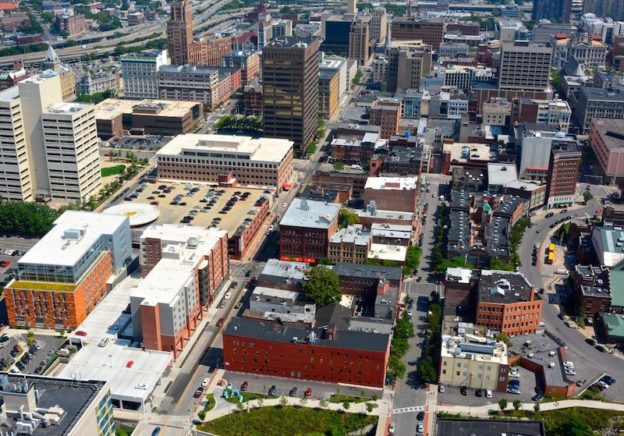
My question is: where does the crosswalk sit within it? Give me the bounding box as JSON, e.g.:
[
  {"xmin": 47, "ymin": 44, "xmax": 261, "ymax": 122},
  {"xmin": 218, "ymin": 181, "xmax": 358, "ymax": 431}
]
[{"xmin": 392, "ymin": 405, "xmax": 425, "ymax": 415}]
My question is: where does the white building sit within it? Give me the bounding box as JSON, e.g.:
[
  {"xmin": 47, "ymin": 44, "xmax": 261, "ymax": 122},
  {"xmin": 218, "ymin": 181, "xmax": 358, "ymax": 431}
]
[
  {"xmin": 592, "ymin": 226, "xmax": 624, "ymax": 267},
  {"xmin": 535, "ymin": 99, "xmax": 572, "ymax": 133},
  {"xmin": 320, "ymin": 54, "xmax": 348, "ymax": 99},
  {"xmin": 42, "ymin": 103, "xmax": 101, "ymax": 202},
  {"xmin": 517, "ymin": 127, "xmax": 576, "ymax": 181},
  {"xmin": 121, "ymin": 50, "xmax": 169, "ymax": 99}
]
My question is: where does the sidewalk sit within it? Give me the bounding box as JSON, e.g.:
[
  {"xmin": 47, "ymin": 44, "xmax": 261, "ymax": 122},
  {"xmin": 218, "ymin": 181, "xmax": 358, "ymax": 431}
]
[{"xmin": 438, "ymin": 399, "xmax": 624, "ymax": 418}]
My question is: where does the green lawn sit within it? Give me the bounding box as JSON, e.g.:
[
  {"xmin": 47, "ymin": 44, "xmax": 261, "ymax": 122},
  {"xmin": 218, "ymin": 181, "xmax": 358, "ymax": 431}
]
[
  {"xmin": 328, "ymin": 394, "xmax": 371, "ymax": 404},
  {"xmin": 101, "ymin": 165, "xmax": 126, "ymax": 177},
  {"xmin": 199, "ymin": 406, "xmax": 376, "ymax": 436},
  {"xmin": 223, "ymin": 389, "xmax": 267, "ymax": 404}
]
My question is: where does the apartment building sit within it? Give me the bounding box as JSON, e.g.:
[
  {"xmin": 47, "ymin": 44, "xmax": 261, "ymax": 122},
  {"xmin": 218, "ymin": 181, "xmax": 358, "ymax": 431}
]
[
  {"xmin": 320, "ymin": 56, "xmax": 348, "ymax": 99},
  {"xmin": 546, "ymin": 141, "xmax": 581, "ymax": 208},
  {"xmin": 390, "ymin": 17, "xmax": 444, "ymax": 49},
  {"xmin": 348, "ymin": 18, "xmax": 370, "ymax": 66},
  {"xmin": 369, "ymin": 7, "xmax": 388, "ymax": 45},
  {"xmin": 191, "ymin": 35, "xmax": 233, "ymax": 67},
  {"xmin": 369, "ymin": 98, "xmax": 401, "ymax": 139},
  {"xmin": 384, "ymin": 41, "xmax": 432, "ymax": 93},
  {"xmin": 318, "ymin": 69, "xmax": 339, "ymax": 119},
  {"xmin": 156, "ymin": 134, "xmax": 294, "ymax": 187},
  {"xmin": 262, "ymin": 37, "xmax": 320, "ymax": 152},
  {"xmin": 482, "ymin": 98, "xmax": 511, "ymax": 126},
  {"xmin": 475, "ymin": 270, "xmax": 543, "ymax": 335},
  {"xmin": 222, "ymin": 51, "xmax": 260, "ymax": 84},
  {"xmin": 440, "ymin": 334, "xmax": 509, "ymax": 392},
  {"xmin": 157, "ymin": 65, "xmax": 239, "ymax": 108},
  {"xmin": 56, "ymin": 14, "xmax": 86, "ymax": 36},
  {"xmin": 572, "ymin": 265, "xmax": 611, "ymax": 317},
  {"xmin": 328, "ymin": 224, "xmax": 370, "ymax": 264},
  {"xmin": 572, "ymin": 87, "xmax": 624, "ymax": 133},
  {"xmin": 139, "ymin": 224, "xmax": 229, "ymax": 303},
  {"xmin": 121, "ymin": 50, "xmax": 170, "ymax": 99},
  {"xmin": 498, "ymin": 41, "xmax": 552, "ymax": 91},
  {"xmin": 279, "ymin": 198, "xmax": 341, "ymax": 263},
  {"xmin": 5, "ymin": 211, "xmax": 132, "ymax": 329},
  {"xmin": 42, "ymin": 103, "xmax": 101, "ymax": 202}
]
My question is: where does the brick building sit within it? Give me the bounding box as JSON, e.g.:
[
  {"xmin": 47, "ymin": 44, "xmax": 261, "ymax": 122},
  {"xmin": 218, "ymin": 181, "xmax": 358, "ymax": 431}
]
[
  {"xmin": 243, "ymin": 78, "xmax": 263, "ymax": 115},
  {"xmin": 475, "ymin": 270, "xmax": 543, "ymax": 335},
  {"xmin": 223, "ymin": 316, "xmax": 390, "ymax": 388},
  {"xmin": 312, "ymin": 163, "xmax": 369, "ymax": 198},
  {"xmin": 546, "ymin": 141, "xmax": 581, "ymax": 208},
  {"xmin": 56, "ymin": 14, "xmax": 86, "ymax": 36},
  {"xmin": 369, "ymin": 98, "xmax": 401, "ymax": 139},
  {"xmin": 4, "ymin": 212, "xmax": 132, "ymax": 329},
  {"xmin": 390, "ymin": 17, "xmax": 444, "ymax": 49},
  {"xmin": 279, "ymin": 198, "xmax": 341, "ymax": 263},
  {"xmin": 572, "ymin": 265, "xmax": 611, "ymax": 317},
  {"xmin": 363, "ymin": 176, "xmax": 418, "ymax": 213}
]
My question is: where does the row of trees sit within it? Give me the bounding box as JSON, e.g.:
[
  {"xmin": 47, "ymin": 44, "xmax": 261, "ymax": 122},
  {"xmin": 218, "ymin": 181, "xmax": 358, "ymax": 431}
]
[
  {"xmin": 0, "ymin": 200, "xmax": 65, "ymax": 238},
  {"xmin": 387, "ymin": 309, "xmax": 414, "ymax": 382},
  {"xmin": 215, "ymin": 115, "xmax": 263, "ymax": 132},
  {"xmin": 417, "ymin": 293, "xmax": 442, "ymax": 383}
]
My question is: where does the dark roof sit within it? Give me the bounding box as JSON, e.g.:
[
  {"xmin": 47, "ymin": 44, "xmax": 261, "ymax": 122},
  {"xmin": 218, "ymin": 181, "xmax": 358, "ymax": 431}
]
[
  {"xmin": 436, "ymin": 418, "xmax": 545, "ymax": 436},
  {"xmin": 332, "ymin": 263, "xmax": 402, "ymax": 281},
  {"xmin": 224, "ymin": 317, "xmax": 390, "ymax": 352},
  {"xmin": 315, "ymin": 302, "xmax": 351, "ymax": 330},
  {"xmin": 478, "ymin": 270, "xmax": 533, "ymax": 304}
]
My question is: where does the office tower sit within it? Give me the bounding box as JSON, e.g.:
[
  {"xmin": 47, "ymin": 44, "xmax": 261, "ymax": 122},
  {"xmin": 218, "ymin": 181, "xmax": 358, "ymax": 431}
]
[
  {"xmin": 167, "ymin": 0, "xmax": 193, "ymax": 65},
  {"xmin": 349, "ymin": 18, "xmax": 370, "ymax": 66},
  {"xmin": 121, "ymin": 50, "xmax": 169, "ymax": 99},
  {"xmin": 546, "ymin": 141, "xmax": 581, "ymax": 208},
  {"xmin": 321, "ymin": 16, "xmax": 352, "ymax": 56},
  {"xmin": 347, "ymin": 0, "xmax": 357, "ymax": 14},
  {"xmin": 262, "ymin": 37, "xmax": 320, "ymax": 152},
  {"xmin": 42, "ymin": 103, "xmax": 101, "ymax": 202},
  {"xmin": 390, "ymin": 17, "xmax": 444, "ymax": 49},
  {"xmin": 0, "ymin": 87, "xmax": 30, "ymax": 200},
  {"xmin": 532, "ymin": 0, "xmax": 572, "ymax": 23},
  {"xmin": 42, "ymin": 45, "xmax": 75, "ymax": 101},
  {"xmin": 498, "ymin": 41, "xmax": 552, "ymax": 91},
  {"xmin": 385, "ymin": 41, "xmax": 432, "ymax": 92},
  {"xmin": 370, "ymin": 7, "xmax": 388, "ymax": 45}
]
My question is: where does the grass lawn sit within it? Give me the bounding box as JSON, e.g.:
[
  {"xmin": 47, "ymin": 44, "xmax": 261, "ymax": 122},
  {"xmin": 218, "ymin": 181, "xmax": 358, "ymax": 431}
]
[
  {"xmin": 328, "ymin": 394, "xmax": 371, "ymax": 404},
  {"xmin": 101, "ymin": 165, "xmax": 126, "ymax": 177},
  {"xmin": 198, "ymin": 406, "xmax": 376, "ymax": 436},
  {"xmin": 223, "ymin": 389, "xmax": 267, "ymax": 404}
]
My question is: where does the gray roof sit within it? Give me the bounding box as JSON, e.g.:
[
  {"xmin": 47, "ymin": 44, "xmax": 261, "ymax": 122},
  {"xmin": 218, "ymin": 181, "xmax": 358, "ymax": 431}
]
[
  {"xmin": 581, "ymin": 87, "xmax": 624, "ymax": 102},
  {"xmin": 510, "ymin": 332, "xmax": 572, "ymax": 389},
  {"xmin": 315, "ymin": 302, "xmax": 351, "ymax": 330},
  {"xmin": 280, "ymin": 198, "xmax": 341, "ymax": 229},
  {"xmin": 436, "ymin": 419, "xmax": 545, "ymax": 436},
  {"xmin": 331, "ymin": 262, "xmax": 402, "ymax": 281},
  {"xmin": 478, "ymin": 270, "xmax": 533, "ymax": 304},
  {"xmin": 224, "ymin": 316, "xmax": 390, "ymax": 352}
]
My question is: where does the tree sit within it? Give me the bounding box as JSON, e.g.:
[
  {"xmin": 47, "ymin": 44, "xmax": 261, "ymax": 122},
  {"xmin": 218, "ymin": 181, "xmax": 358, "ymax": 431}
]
[
  {"xmin": 387, "ymin": 355, "xmax": 406, "ymax": 381},
  {"xmin": 513, "ymin": 400, "xmax": 522, "ymax": 411},
  {"xmin": 333, "ymin": 161, "xmax": 345, "ymax": 170},
  {"xmin": 499, "ymin": 398, "xmax": 508, "ymax": 411},
  {"xmin": 495, "ymin": 333, "xmax": 512, "ymax": 348},
  {"xmin": 338, "ymin": 208, "xmax": 360, "ymax": 228},
  {"xmin": 583, "ymin": 191, "xmax": 593, "ymax": 203},
  {"xmin": 557, "ymin": 413, "xmax": 592, "ymax": 436},
  {"xmin": 490, "ymin": 258, "xmax": 514, "ymax": 271},
  {"xmin": 534, "ymin": 402, "xmax": 540, "ymax": 412},
  {"xmin": 26, "ymin": 331, "xmax": 34, "ymax": 346},
  {"xmin": 303, "ymin": 266, "xmax": 342, "ymax": 307},
  {"xmin": 416, "ymin": 355, "xmax": 437, "ymax": 383}
]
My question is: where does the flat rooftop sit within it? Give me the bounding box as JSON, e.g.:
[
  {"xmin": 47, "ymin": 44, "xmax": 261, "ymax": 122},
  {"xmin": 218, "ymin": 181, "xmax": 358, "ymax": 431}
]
[
  {"xmin": 441, "ymin": 334, "xmax": 508, "ymax": 364},
  {"xmin": 356, "ymin": 208, "xmax": 415, "ymax": 222},
  {"xmin": 331, "ymin": 262, "xmax": 402, "ymax": 281},
  {"xmin": 478, "ymin": 270, "xmax": 533, "ymax": 304},
  {"xmin": 488, "ymin": 163, "xmax": 518, "ymax": 186},
  {"xmin": 260, "ymin": 259, "xmax": 310, "ymax": 280},
  {"xmin": 224, "ymin": 316, "xmax": 390, "ymax": 352},
  {"xmin": 59, "ymin": 276, "xmax": 171, "ymax": 403},
  {"xmin": 94, "ymin": 98, "xmax": 200, "ymax": 120},
  {"xmin": 18, "ymin": 211, "xmax": 128, "ymax": 268},
  {"xmin": 43, "ymin": 102, "xmax": 91, "ymax": 115},
  {"xmin": 0, "ymin": 375, "xmax": 108, "ymax": 436},
  {"xmin": 591, "ymin": 118, "xmax": 624, "ymax": 150},
  {"xmin": 141, "ymin": 223, "xmax": 226, "ymax": 249},
  {"xmin": 132, "ymin": 259, "xmax": 194, "ymax": 306},
  {"xmin": 329, "ymin": 224, "xmax": 370, "ymax": 245},
  {"xmin": 280, "ymin": 198, "xmax": 341, "ymax": 230},
  {"xmin": 369, "ymin": 243, "xmax": 407, "ymax": 262},
  {"xmin": 365, "ymin": 176, "xmax": 417, "ymax": 191},
  {"xmin": 444, "ymin": 142, "xmax": 493, "ymax": 163},
  {"xmin": 510, "ymin": 332, "xmax": 571, "ymax": 389},
  {"xmin": 437, "ymin": 418, "xmax": 545, "ymax": 436},
  {"xmin": 157, "ymin": 134, "xmax": 293, "ymax": 163}
]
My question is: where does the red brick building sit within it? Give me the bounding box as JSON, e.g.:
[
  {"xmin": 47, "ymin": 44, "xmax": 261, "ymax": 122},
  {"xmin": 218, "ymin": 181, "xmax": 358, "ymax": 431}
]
[
  {"xmin": 279, "ymin": 198, "xmax": 341, "ymax": 263},
  {"xmin": 475, "ymin": 270, "xmax": 543, "ymax": 335},
  {"xmin": 57, "ymin": 14, "xmax": 87, "ymax": 36},
  {"xmin": 546, "ymin": 141, "xmax": 581, "ymax": 208},
  {"xmin": 369, "ymin": 98, "xmax": 401, "ymax": 139},
  {"xmin": 223, "ymin": 317, "xmax": 390, "ymax": 388},
  {"xmin": 363, "ymin": 176, "xmax": 418, "ymax": 213}
]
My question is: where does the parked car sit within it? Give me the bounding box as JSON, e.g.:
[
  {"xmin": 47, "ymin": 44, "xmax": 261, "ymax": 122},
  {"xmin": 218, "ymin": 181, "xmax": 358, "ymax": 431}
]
[
  {"xmin": 601, "ymin": 376, "xmax": 616, "ymax": 385},
  {"xmin": 438, "ymin": 385, "xmax": 445, "ymax": 393},
  {"xmin": 216, "ymin": 318, "xmax": 225, "ymax": 327},
  {"xmin": 460, "ymin": 386, "xmax": 467, "ymax": 396},
  {"xmin": 416, "ymin": 422, "xmax": 424, "ymax": 434},
  {"xmin": 224, "ymin": 291, "xmax": 232, "ymax": 300},
  {"xmin": 241, "ymin": 381, "xmax": 248, "ymax": 391},
  {"xmin": 305, "ymin": 387, "xmax": 312, "ymax": 398},
  {"xmin": 193, "ymin": 387, "xmax": 204, "ymax": 398},
  {"xmin": 416, "ymin": 411, "xmax": 425, "ymax": 421},
  {"xmin": 532, "ymin": 391, "xmax": 544, "ymax": 402},
  {"xmin": 486, "ymin": 390, "xmax": 492, "ymax": 398},
  {"xmin": 268, "ymin": 385, "xmax": 277, "ymax": 396},
  {"xmin": 289, "ymin": 387, "xmax": 298, "ymax": 397}
]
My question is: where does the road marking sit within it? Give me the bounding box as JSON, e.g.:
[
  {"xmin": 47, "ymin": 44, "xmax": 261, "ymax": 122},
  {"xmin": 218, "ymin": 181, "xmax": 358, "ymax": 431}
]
[{"xmin": 392, "ymin": 405, "xmax": 425, "ymax": 414}]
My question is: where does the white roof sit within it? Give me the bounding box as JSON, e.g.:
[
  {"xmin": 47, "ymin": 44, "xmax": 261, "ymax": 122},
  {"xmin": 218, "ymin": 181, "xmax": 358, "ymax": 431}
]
[
  {"xmin": 104, "ymin": 203, "xmax": 160, "ymax": 227},
  {"xmin": 43, "ymin": 102, "xmax": 91, "ymax": 115},
  {"xmin": 488, "ymin": 163, "xmax": 518, "ymax": 186},
  {"xmin": 60, "ymin": 276, "xmax": 172, "ymax": 403},
  {"xmin": 368, "ymin": 243, "xmax": 407, "ymax": 262},
  {"xmin": 446, "ymin": 267, "xmax": 472, "ymax": 284},
  {"xmin": 141, "ymin": 223, "xmax": 227, "ymax": 246},
  {"xmin": 132, "ymin": 259, "xmax": 194, "ymax": 306},
  {"xmin": 156, "ymin": 133, "xmax": 293, "ymax": 163},
  {"xmin": 280, "ymin": 198, "xmax": 341, "ymax": 229},
  {"xmin": 365, "ymin": 177, "xmax": 418, "ymax": 191},
  {"xmin": 252, "ymin": 286, "xmax": 300, "ymax": 301},
  {"xmin": 19, "ymin": 211, "xmax": 128, "ymax": 267}
]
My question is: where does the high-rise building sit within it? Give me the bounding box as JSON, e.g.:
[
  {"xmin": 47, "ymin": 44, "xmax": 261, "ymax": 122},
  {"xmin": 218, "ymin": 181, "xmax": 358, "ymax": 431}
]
[
  {"xmin": 42, "ymin": 45, "xmax": 75, "ymax": 101},
  {"xmin": 348, "ymin": 18, "xmax": 370, "ymax": 66},
  {"xmin": 347, "ymin": 0, "xmax": 357, "ymax": 14},
  {"xmin": 166, "ymin": 0, "xmax": 193, "ymax": 65},
  {"xmin": 262, "ymin": 37, "xmax": 320, "ymax": 152},
  {"xmin": 121, "ymin": 50, "xmax": 170, "ymax": 99},
  {"xmin": 385, "ymin": 41, "xmax": 432, "ymax": 92},
  {"xmin": 42, "ymin": 103, "xmax": 101, "ymax": 202},
  {"xmin": 532, "ymin": 0, "xmax": 572, "ymax": 23},
  {"xmin": 390, "ymin": 18, "xmax": 444, "ymax": 49},
  {"xmin": 546, "ymin": 140, "xmax": 581, "ymax": 208},
  {"xmin": 498, "ymin": 41, "xmax": 552, "ymax": 91},
  {"xmin": 4, "ymin": 211, "xmax": 133, "ymax": 329},
  {"xmin": 370, "ymin": 7, "xmax": 388, "ymax": 45}
]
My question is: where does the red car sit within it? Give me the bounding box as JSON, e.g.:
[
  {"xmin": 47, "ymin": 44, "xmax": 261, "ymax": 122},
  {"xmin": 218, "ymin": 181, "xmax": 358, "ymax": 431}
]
[
  {"xmin": 305, "ymin": 387, "xmax": 312, "ymax": 398},
  {"xmin": 0, "ymin": 259, "xmax": 9, "ymax": 268},
  {"xmin": 241, "ymin": 381, "xmax": 248, "ymax": 391},
  {"xmin": 216, "ymin": 317, "xmax": 225, "ymax": 327}
]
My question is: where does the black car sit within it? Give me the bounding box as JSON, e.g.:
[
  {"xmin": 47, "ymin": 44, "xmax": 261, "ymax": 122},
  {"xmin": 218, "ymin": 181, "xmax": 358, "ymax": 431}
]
[
  {"xmin": 416, "ymin": 411, "xmax": 425, "ymax": 421},
  {"xmin": 245, "ymin": 270, "xmax": 252, "ymax": 277},
  {"xmin": 545, "ymin": 212, "xmax": 554, "ymax": 218},
  {"xmin": 531, "ymin": 391, "xmax": 544, "ymax": 402},
  {"xmin": 601, "ymin": 376, "xmax": 616, "ymax": 385},
  {"xmin": 15, "ymin": 362, "xmax": 24, "ymax": 370},
  {"xmin": 475, "ymin": 389, "xmax": 483, "ymax": 397},
  {"xmin": 289, "ymin": 387, "xmax": 298, "ymax": 397},
  {"xmin": 268, "ymin": 385, "xmax": 277, "ymax": 396},
  {"xmin": 460, "ymin": 386, "xmax": 468, "ymax": 396},
  {"xmin": 585, "ymin": 338, "xmax": 597, "ymax": 346},
  {"xmin": 560, "ymin": 209, "xmax": 568, "ymax": 214}
]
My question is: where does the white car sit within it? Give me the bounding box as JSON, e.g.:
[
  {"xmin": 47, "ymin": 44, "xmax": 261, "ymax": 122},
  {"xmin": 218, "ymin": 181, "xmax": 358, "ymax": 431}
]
[
  {"xmin": 565, "ymin": 368, "xmax": 576, "ymax": 375},
  {"xmin": 563, "ymin": 361, "xmax": 574, "ymax": 368},
  {"xmin": 486, "ymin": 390, "xmax": 492, "ymax": 398},
  {"xmin": 509, "ymin": 370, "xmax": 520, "ymax": 377},
  {"xmin": 201, "ymin": 377, "xmax": 210, "ymax": 387},
  {"xmin": 388, "ymin": 423, "xmax": 395, "ymax": 435},
  {"xmin": 224, "ymin": 291, "xmax": 232, "ymax": 300}
]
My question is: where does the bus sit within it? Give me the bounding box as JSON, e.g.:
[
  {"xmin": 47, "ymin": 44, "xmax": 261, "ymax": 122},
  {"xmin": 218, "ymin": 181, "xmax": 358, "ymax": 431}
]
[
  {"xmin": 548, "ymin": 242, "xmax": 555, "ymax": 253},
  {"xmin": 547, "ymin": 251, "xmax": 555, "ymax": 264}
]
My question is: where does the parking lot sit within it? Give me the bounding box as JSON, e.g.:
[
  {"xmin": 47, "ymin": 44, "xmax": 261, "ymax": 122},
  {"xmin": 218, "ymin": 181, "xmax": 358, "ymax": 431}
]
[
  {"xmin": 222, "ymin": 371, "xmax": 382, "ymax": 401},
  {"xmin": 121, "ymin": 182, "xmax": 274, "ymax": 236},
  {"xmin": 0, "ymin": 333, "xmax": 66, "ymax": 375}
]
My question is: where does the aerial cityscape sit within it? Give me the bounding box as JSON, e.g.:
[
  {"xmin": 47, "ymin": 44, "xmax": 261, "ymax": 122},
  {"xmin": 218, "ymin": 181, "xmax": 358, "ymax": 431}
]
[{"xmin": 0, "ymin": 0, "xmax": 621, "ymax": 434}]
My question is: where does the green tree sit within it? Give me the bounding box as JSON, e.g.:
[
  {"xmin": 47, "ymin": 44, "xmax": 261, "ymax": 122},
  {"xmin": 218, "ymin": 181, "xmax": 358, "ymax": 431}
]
[
  {"xmin": 583, "ymin": 191, "xmax": 593, "ymax": 203},
  {"xmin": 26, "ymin": 331, "xmax": 34, "ymax": 346},
  {"xmin": 416, "ymin": 355, "xmax": 437, "ymax": 383},
  {"xmin": 557, "ymin": 413, "xmax": 592, "ymax": 435},
  {"xmin": 490, "ymin": 258, "xmax": 514, "ymax": 271},
  {"xmin": 495, "ymin": 333, "xmax": 512, "ymax": 348},
  {"xmin": 303, "ymin": 266, "xmax": 342, "ymax": 307},
  {"xmin": 387, "ymin": 355, "xmax": 406, "ymax": 381},
  {"xmin": 512, "ymin": 400, "xmax": 522, "ymax": 411},
  {"xmin": 338, "ymin": 208, "xmax": 360, "ymax": 228},
  {"xmin": 499, "ymin": 398, "xmax": 508, "ymax": 411}
]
